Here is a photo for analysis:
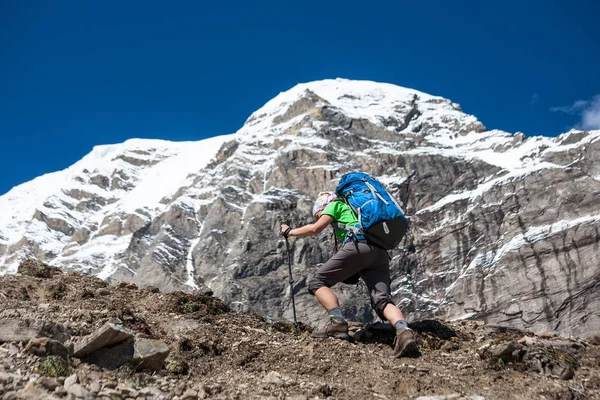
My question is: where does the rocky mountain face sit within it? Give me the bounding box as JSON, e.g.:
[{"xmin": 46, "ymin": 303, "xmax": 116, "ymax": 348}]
[{"xmin": 1, "ymin": 79, "xmax": 599, "ymax": 338}]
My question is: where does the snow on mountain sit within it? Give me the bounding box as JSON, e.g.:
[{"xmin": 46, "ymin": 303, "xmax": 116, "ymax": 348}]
[{"xmin": 0, "ymin": 136, "xmax": 233, "ymax": 274}]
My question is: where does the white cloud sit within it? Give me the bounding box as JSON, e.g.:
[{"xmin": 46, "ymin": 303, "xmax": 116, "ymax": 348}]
[
  {"xmin": 580, "ymin": 96, "xmax": 600, "ymax": 130},
  {"xmin": 551, "ymin": 95, "xmax": 600, "ymax": 130}
]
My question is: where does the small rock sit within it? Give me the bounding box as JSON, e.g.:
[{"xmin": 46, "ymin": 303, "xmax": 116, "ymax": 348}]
[
  {"xmin": 517, "ymin": 337, "xmax": 535, "ymax": 346},
  {"xmin": 483, "ymin": 341, "xmax": 525, "ymax": 362},
  {"xmin": 21, "ymin": 382, "xmax": 60, "ymax": 399},
  {"xmin": 89, "ymin": 380, "xmax": 102, "ymax": 393},
  {"xmin": 37, "ymin": 376, "xmax": 61, "ymax": 391},
  {"xmin": 103, "ymin": 381, "xmax": 118, "ymax": 389},
  {"xmin": 196, "ymin": 387, "xmax": 208, "ymax": 399},
  {"xmin": 181, "ymin": 389, "xmax": 198, "ymax": 400},
  {"xmin": 174, "ymin": 382, "xmax": 186, "ymax": 396},
  {"xmin": 95, "ymin": 288, "xmax": 111, "ymax": 296},
  {"xmin": 66, "ymin": 383, "xmax": 91, "ymax": 399},
  {"xmin": 3, "ymin": 391, "xmax": 19, "ymax": 400},
  {"xmin": 99, "ymin": 388, "xmax": 123, "ymax": 399},
  {"xmin": 477, "ymin": 343, "xmax": 490, "ymax": 355},
  {"xmin": 0, "ymin": 371, "xmax": 13, "ymax": 384},
  {"xmin": 119, "ymin": 386, "xmax": 136, "ymax": 396},
  {"xmin": 25, "ymin": 337, "xmax": 70, "ymax": 360},
  {"xmin": 64, "ymin": 373, "xmax": 78, "ymax": 388},
  {"xmin": 116, "ymin": 282, "xmax": 138, "ymax": 290},
  {"xmin": 441, "ymin": 341, "xmax": 459, "ymax": 352},
  {"xmin": 263, "ymin": 371, "xmax": 283, "ymax": 385}
]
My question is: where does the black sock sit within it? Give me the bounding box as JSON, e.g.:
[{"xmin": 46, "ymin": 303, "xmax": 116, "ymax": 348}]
[
  {"xmin": 327, "ymin": 307, "xmax": 346, "ymax": 323},
  {"xmin": 394, "ymin": 320, "xmax": 409, "ymax": 331}
]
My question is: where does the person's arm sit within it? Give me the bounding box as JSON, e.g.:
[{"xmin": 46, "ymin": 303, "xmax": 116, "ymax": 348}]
[{"xmin": 280, "ymin": 214, "xmax": 333, "ymax": 238}]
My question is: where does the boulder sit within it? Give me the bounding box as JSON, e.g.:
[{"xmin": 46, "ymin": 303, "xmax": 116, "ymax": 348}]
[
  {"xmin": 72, "ymin": 321, "xmax": 133, "ymax": 358},
  {"xmin": 82, "ymin": 339, "xmax": 135, "ymax": 370},
  {"xmin": 0, "ymin": 319, "xmax": 69, "ymax": 343},
  {"xmin": 131, "ymin": 338, "xmax": 170, "ymax": 371}
]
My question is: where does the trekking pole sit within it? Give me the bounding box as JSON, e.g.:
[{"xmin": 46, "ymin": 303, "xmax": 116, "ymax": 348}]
[{"xmin": 283, "ymin": 231, "xmax": 299, "ymax": 337}]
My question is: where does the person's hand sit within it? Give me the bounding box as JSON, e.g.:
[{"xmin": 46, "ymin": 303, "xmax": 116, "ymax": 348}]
[{"xmin": 280, "ymin": 224, "xmax": 291, "ymax": 238}]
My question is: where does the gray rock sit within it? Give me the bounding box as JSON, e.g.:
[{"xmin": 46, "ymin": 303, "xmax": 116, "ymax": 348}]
[
  {"xmin": 66, "ymin": 383, "xmax": 92, "ymax": 399},
  {"xmin": 72, "ymin": 322, "xmax": 133, "ymax": 358},
  {"xmin": 81, "ymin": 339, "xmax": 134, "ymax": 370},
  {"xmin": 174, "ymin": 382, "xmax": 186, "ymax": 396},
  {"xmin": 89, "ymin": 380, "xmax": 102, "ymax": 394},
  {"xmin": 0, "ymin": 371, "xmax": 14, "ymax": 384},
  {"xmin": 21, "ymin": 382, "xmax": 62, "ymax": 400},
  {"xmin": 483, "ymin": 341, "xmax": 526, "ymax": 362},
  {"xmin": 0, "ymin": 319, "xmax": 69, "ymax": 343},
  {"xmin": 98, "ymin": 388, "xmax": 123, "ymax": 399},
  {"xmin": 25, "ymin": 337, "xmax": 70, "ymax": 360},
  {"xmin": 130, "ymin": 339, "xmax": 170, "ymax": 371},
  {"xmin": 3, "ymin": 391, "xmax": 19, "ymax": 400},
  {"xmin": 36, "ymin": 376, "xmax": 61, "ymax": 391},
  {"xmin": 63, "ymin": 373, "xmax": 78, "ymax": 388},
  {"xmin": 263, "ymin": 371, "xmax": 283, "ymax": 385},
  {"xmin": 181, "ymin": 389, "xmax": 198, "ymax": 400},
  {"xmin": 95, "ymin": 288, "xmax": 110, "ymax": 296}
]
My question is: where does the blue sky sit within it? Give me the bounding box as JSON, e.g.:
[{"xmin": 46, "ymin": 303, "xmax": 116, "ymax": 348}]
[{"xmin": 1, "ymin": 0, "xmax": 599, "ymax": 196}]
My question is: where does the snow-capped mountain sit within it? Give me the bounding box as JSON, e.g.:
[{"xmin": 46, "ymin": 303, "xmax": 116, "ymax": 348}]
[{"xmin": 1, "ymin": 78, "xmax": 599, "ymax": 337}]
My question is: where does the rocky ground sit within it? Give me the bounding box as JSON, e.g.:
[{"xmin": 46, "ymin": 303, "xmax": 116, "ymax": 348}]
[{"xmin": 0, "ymin": 261, "xmax": 599, "ymax": 400}]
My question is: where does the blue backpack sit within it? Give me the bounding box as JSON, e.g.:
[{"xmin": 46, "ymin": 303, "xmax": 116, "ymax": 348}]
[{"xmin": 335, "ymin": 172, "xmax": 408, "ymax": 250}]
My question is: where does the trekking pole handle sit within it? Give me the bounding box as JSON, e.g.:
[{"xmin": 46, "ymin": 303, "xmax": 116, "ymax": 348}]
[{"xmin": 280, "ymin": 220, "xmax": 292, "ymax": 238}]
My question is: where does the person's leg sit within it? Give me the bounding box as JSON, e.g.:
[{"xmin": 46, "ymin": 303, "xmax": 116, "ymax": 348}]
[
  {"xmin": 307, "ymin": 243, "xmax": 369, "ymax": 338},
  {"xmin": 313, "ymin": 286, "xmax": 340, "ymax": 312},
  {"xmin": 359, "ymin": 246, "xmax": 419, "ymax": 357},
  {"xmin": 382, "ymin": 303, "xmax": 406, "ymax": 325}
]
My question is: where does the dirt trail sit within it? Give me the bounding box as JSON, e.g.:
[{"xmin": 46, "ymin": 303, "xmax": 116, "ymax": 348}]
[{"xmin": 0, "ymin": 267, "xmax": 599, "ymax": 399}]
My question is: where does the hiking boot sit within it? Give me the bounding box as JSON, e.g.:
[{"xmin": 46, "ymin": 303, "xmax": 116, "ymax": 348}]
[
  {"xmin": 311, "ymin": 320, "xmax": 349, "ymax": 340},
  {"xmin": 393, "ymin": 328, "xmax": 420, "ymax": 358}
]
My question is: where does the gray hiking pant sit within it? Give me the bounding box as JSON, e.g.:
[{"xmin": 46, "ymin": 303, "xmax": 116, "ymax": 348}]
[{"xmin": 307, "ymin": 240, "xmax": 393, "ymax": 320}]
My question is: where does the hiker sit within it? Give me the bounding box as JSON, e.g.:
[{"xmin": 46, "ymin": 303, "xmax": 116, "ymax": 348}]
[{"xmin": 279, "ymin": 190, "xmax": 419, "ymax": 358}]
